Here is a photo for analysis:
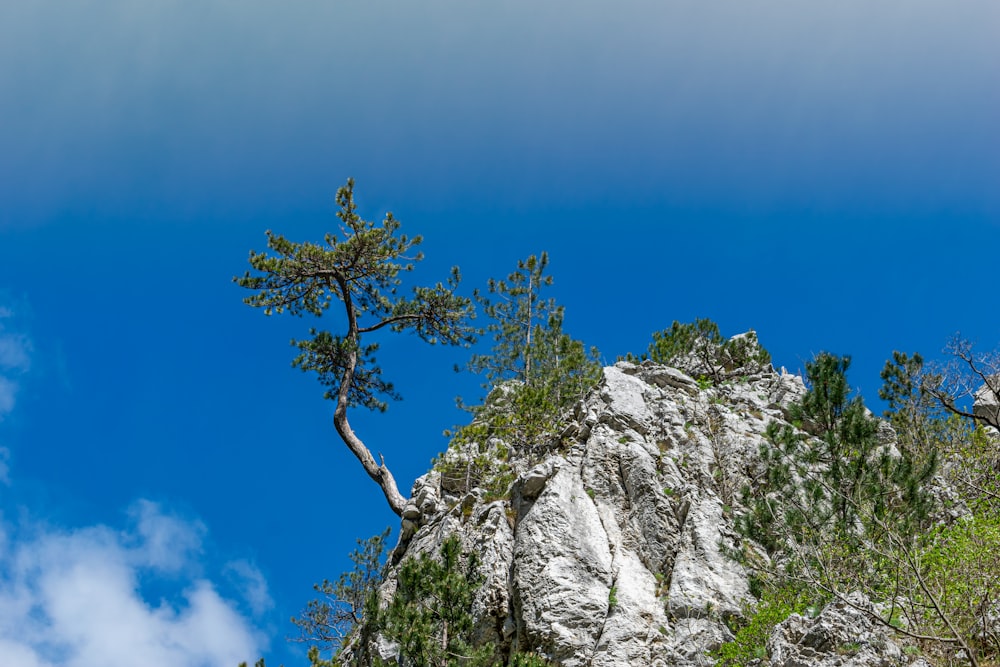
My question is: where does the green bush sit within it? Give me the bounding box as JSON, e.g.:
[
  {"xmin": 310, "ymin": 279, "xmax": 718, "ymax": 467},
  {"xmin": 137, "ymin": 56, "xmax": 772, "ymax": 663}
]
[
  {"xmin": 434, "ymin": 424, "xmax": 514, "ymax": 500},
  {"xmin": 921, "ymin": 512, "xmax": 1000, "ymax": 662},
  {"xmin": 645, "ymin": 319, "xmax": 770, "ymax": 384},
  {"xmin": 462, "ymin": 253, "xmax": 601, "ymax": 449},
  {"xmin": 711, "ymin": 585, "xmax": 812, "ymax": 667},
  {"xmin": 291, "ymin": 531, "xmax": 561, "ymax": 667}
]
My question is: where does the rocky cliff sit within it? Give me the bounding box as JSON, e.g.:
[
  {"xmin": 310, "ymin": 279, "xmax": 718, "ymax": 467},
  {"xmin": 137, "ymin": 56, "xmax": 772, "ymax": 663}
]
[{"xmin": 360, "ymin": 353, "xmax": 958, "ymax": 666}]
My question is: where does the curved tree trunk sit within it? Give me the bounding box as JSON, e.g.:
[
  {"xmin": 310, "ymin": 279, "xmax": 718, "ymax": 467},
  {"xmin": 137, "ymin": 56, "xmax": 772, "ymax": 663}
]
[
  {"xmin": 333, "ymin": 278, "xmax": 408, "ymax": 516},
  {"xmin": 333, "ymin": 407, "xmax": 407, "ymax": 516}
]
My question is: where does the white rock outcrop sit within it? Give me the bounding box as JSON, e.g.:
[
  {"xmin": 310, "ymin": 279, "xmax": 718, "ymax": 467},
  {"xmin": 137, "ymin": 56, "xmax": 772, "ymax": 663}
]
[
  {"xmin": 361, "ymin": 348, "xmax": 927, "ymax": 666},
  {"xmin": 767, "ymin": 593, "xmax": 906, "ymax": 667},
  {"xmin": 973, "ymin": 376, "xmax": 1000, "ymax": 428}
]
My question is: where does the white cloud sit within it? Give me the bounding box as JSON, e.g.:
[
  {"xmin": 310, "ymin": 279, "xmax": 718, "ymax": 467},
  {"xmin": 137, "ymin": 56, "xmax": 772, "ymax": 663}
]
[
  {"xmin": 127, "ymin": 499, "xmax": 206, "ymax": 573},
  {"xmin": 0, "ymin": 374, "xmax": 17, "ymax": 420},
  {"xmin": 0, "ymin": 306, "xmax": 31, "ymax": 420},
  {"xmin": 224, "ymin": 560, "xmax": 273, "ymax": 617},
  {"xmin": 0, "ymin": 447, "xmax": 9, "ymax": 485},
  {"xmin": 0, "ymin": 333, "xmax": 31, "ymax": 372},
  {"xmin": 0, "ymin": 502, "xmax": 267, "ymax": 667},
  {"xmin": 0, "ymin": 639, "xmax": 53, "ymax": 667}
]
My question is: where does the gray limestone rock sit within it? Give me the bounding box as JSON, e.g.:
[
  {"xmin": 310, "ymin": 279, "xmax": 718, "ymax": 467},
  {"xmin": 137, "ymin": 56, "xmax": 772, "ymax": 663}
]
[
  {"xmin": 974, "ymin": 376, "xmax": 1000, "ymax": 428},
  {"xmin": 513, "ymin": 464, "xmax": 613, "ymax": 665},
  {"xmin": 666, "ymin": 494, "xmax": 750, "ymax": 621},
  {"xmin": 360, "ymin": 360, "xmax": 931, "ymax": 667},
  {"xmin": 767, "ymin": 593, "xmax": 906, "ymax": 667}
]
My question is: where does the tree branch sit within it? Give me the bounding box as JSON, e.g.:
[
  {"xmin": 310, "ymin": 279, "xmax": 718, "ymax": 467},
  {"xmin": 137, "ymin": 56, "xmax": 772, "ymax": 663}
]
[{"xmin": 358, "ymin": 313, "xmax": 422, "ymax": 334}]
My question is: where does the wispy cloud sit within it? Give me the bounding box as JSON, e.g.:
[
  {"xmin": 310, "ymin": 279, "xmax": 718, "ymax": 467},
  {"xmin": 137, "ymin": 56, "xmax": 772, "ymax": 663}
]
[
  {"xmin": 0, "ymin": 501, "xmax": 267, "ymax": 667},
  {"xmin": 0, "ymin": 333, "xmax": 31, "ymax": 372},
  {"xmin": 127, "ymin": 499, "xmax": 206, "ymax": 574},
  {"xmin": 225, "ymin": 560, "xmax": 274, "ymax": 617},
  {"xmin": 0, "ymin": 305, "xmax": 31, "ymax": 421},
  {"xmin": 0, "ymin": 378, "xmax": 16, "ymax": 421}
]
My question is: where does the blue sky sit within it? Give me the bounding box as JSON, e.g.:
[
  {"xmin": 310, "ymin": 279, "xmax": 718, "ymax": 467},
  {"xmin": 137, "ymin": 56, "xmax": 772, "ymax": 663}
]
[{"xmin": 1, "ymin": 1, "xmax": 998, "ymax": 665}]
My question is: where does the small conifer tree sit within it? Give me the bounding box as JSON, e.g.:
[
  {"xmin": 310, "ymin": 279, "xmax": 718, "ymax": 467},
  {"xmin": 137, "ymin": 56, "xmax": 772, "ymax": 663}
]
[
  {"xmin": 291, "ymin": 529, "xmax": 391, "ymax": 664},
  {"xmin": 461, "ymin": 253, "xmax": 601, "ymax": 446},
  {"xmin": 740, "ymin": 352, "xmax": 936, "ymax": 562},
  {"xmin": 380, "ymin": 535, "xmax": 497, "ymax": 667}
]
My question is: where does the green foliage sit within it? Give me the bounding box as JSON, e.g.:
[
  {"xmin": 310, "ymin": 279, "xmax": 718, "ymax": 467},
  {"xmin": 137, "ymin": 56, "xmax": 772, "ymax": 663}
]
[
  {"xmin": 881, "ymin": 351, "xmax": 999, "ymax": 518},
  {"xmin": 644, "ymin": 319, "xmax": 770, "ymax": 384},
  {"xmin": 872, "ymin": 349, "xmax": 1000, "ymax": 664},
  {"xmin": 794, "ymin": 352, "xmax": 853, "ymax": 435},
  {"xmin": 293, "ymin": 532, "xmax": 561, "ymax": 667},
  {"xmin": 711, "ymin": 585, "xmax": 813, "ymax": 667},
  {"xmin": 292, "ymin": 529, "xmax": 390, "ymax": 662},
  {"xmin": 508, "ymin": 654, "xmax": 553, "ymax": 667},
  {"xmin": 237, "ymin": 179, "xmax": 476, "ymax": 515},
  {"xmin": 942, "ymin": 421, "xmax": 1000, "ymax": 518},
  {"xmin": 732, "ymin": 349, "xmax": 1000, "ymax": 665},
  {"xmin": 379, "ymin": 535, "xmax": 497, "ymax": 667},
  {"xmin": 836, "ymin": 642, "xmax": 861, "ymax": 655},
  {"xmin": 463, "ymin": 253, "xmax": 601, "ymax": 445},
  {"xmin": 469, "ymin": 253, "xmax": 595, "ymax": 393},
  {"xmin": 878, "ymin": 351, "xmax": 946, "ymax": 472},
  {"xmin": 879, "ymin": 351, "xmax": 926, "ymax": 418},
  {"xmin": 440, "ymin": 254, "xmax": 601, "ymax": 498},
  {"xmin": 920, "ymin": 512, "xmax": 1000, "ymax": 662},
  {"xmin": 432, "ymin": 428, "xmax": 515, "ymax": 501},
  {"xmin": 647, "ymin": 318, "xmax": 723, "ymax": 367},
  {"xmin": 721, "ymin": 330, "xmax": 772, "ymax": 376},
  {"xmin": 738, "ymin": 352, "xmax": 936, "ymax": 591},
  {"xmin": 468, "ymin": 253, "xmax": 553, "ymax": 387}
]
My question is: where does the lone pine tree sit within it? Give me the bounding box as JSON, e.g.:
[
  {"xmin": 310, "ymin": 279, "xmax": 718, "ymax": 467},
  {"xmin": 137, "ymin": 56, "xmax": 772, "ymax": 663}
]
[{"xmin": 236, "ymin": 179, "xmax": 475, "ymax": 515}]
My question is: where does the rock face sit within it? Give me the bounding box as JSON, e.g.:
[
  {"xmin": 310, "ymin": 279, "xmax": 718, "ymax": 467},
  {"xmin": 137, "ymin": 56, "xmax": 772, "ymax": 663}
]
[
  {"xmin": 768, "ymin": 593, "xmax": 909, "ymax": 667},
  {"xmin": 364, "ymin": 346, "xmax": 925, "ymax": 666},
  {"xmin": 973, "ymin": 376, "xmax": 1000, "ymax": 429}
]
